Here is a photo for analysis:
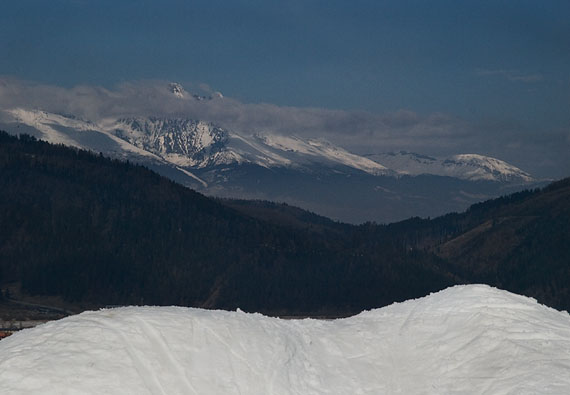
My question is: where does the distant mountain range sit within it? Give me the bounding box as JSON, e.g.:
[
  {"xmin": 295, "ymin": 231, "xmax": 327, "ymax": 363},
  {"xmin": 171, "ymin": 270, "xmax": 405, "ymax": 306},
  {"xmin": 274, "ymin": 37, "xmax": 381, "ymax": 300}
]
[{"xmin": 0, "ymin": 83, "xmax": 543, "ymax": 223}]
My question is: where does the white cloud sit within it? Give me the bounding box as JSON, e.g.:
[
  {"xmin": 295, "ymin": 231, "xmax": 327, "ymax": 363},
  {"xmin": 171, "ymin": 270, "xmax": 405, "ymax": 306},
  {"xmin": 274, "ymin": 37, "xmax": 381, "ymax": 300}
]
[{"xmin": 0, "ymin": 78, "xmax": 466, "ymax": 142}]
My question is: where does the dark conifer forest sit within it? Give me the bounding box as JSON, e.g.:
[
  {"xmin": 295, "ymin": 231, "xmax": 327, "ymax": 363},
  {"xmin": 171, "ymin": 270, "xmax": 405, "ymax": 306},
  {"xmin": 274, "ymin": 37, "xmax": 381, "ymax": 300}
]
[{"xmin": 1, "ymin": 131, "xmax": 569, "ymax": 315}]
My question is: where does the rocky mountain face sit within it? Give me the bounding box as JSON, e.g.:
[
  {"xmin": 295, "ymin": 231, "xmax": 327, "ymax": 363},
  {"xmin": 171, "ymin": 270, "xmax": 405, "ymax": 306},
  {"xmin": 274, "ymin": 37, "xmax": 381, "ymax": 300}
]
[{"xmin": 113, "ymin": 117, "xmax": 229, "ymax": 168}]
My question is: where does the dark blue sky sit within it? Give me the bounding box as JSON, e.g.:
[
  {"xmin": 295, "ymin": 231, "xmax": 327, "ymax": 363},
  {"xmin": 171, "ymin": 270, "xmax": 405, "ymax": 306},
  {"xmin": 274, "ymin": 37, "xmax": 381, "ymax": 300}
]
[
  {"xmin": 1, "ymin": 0, "xmax": 569, "ymax": 177},
  {"xmin": 1, "ymin": 1, "xmax": 567, "ymax": 113}
]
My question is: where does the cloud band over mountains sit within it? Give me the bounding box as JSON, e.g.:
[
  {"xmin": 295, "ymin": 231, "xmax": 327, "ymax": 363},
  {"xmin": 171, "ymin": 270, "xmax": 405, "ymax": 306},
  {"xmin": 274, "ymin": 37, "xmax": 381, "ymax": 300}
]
[{"xmin": 0, "ymin": 78, "xmax": 568, "ymax": 179}]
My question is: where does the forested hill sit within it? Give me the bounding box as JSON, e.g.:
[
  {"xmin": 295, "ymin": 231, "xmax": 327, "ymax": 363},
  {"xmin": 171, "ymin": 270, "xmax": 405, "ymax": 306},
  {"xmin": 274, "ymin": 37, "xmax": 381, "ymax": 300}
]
[
  {"xmin": 436, "ymin": 178, "xmax": 570, "ymax": 310},
  {"xmin": 379, "ymin": 177, "xmax": 570, "ymax": 310},
  {"xmin": 218, "ymin": 176, "xmax": 570, "ymax": 312},
  {"xmin": 1, "ymin": 131, "xmax": 568, "ymax": 315},
  {"xmin": 0, "ymin": 131, "xmax": 452, "ymax": 316}
]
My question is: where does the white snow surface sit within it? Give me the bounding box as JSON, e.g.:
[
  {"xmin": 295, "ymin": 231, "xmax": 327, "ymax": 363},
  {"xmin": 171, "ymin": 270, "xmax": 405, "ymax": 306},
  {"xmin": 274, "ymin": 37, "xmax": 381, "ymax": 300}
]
[{"xmin": 1, "ymin": 285, "xmax": 569, "ymax": 394}]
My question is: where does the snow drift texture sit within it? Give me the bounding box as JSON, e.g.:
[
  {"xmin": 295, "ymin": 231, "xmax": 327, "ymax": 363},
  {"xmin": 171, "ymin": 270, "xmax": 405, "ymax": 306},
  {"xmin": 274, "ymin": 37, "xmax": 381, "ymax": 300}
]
[{"xmin": 1, "ymin": 285, "xmax": 569, "ymax": 394}]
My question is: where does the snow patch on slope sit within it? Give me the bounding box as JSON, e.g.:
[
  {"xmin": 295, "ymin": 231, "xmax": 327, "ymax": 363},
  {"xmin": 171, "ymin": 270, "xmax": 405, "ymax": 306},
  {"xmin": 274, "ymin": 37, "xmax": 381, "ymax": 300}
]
[
  {"xmin": 176, "ymin": 167, "xmax": 208, "ymax": 188},
  {"xmin": 255, "ymin": 134, "xmax": 390, "ymax": 175},
  {"xmin": 6, "ymin": 108, "xmax": 89, "ymax": 148},
  {"xmin": 4, "ymin": 109, "xmax": 163, "ymax": 161},
  {"xmin": 1, "ymin": 285, "xmax": 569, "ymax": 394}
]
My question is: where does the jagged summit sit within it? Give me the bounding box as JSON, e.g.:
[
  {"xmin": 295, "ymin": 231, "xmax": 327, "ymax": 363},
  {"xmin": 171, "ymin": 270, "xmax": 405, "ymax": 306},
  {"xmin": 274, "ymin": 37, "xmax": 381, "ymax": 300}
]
[
  {"xmin": 167, "ymin": 82, "xmax": 223, "ymax": 101},
  {"xmin": 114, "ymin": 117, "xmax": 229, "ymax": 168},
  {"xmin": 168, "ymin": 82, "xmax": 185, "ymax": 98}
]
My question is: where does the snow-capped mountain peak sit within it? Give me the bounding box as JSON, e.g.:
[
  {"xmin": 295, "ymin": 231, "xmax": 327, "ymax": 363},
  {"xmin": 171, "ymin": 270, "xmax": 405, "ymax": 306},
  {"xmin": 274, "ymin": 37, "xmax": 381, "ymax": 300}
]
[
  {"xmin": 111, "ymin": 117, "xmax": 229, "ymax": 167},
  {"xmin": 444, "ymin": 154, "xmax": 534, "ymax": 182},
  {"xmin": 104, "ymin": 116, "xmax": 392, "ymax": 175},
  {"xmin": 167, "ymin": 82, "xmax": 223, "ymax": 101},
  {"xmin": 366, "ymin": 151, "xmax": 534, "ymax": 183}
]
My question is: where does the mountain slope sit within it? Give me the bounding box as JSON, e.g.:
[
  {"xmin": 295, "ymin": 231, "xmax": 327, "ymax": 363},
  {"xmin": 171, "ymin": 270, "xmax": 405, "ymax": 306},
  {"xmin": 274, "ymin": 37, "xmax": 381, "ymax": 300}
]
[{"xmin": 2, "ymin": 285, "xmax": 570, "ymax": 394}]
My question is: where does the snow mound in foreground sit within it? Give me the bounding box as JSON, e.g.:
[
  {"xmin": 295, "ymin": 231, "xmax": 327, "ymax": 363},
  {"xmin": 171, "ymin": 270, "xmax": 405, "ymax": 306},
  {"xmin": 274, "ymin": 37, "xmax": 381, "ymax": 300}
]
[{"xmin": 1, "ymin": 285, "xmax": 570, "ymax": 394}]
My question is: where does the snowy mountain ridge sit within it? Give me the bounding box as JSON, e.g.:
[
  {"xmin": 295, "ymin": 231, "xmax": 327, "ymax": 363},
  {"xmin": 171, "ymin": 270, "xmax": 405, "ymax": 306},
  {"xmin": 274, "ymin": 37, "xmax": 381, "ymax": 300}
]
[
  {"xmin": 2, "ymin": 107, "xmax": 532, "ymax": 182},
  {"xmin": 2, "ymin": 108, "xmax": 392, "ymax": 176},
  {"xmin": 1, "ymin": 285, "xmax": 569, "ymax": 394}
]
